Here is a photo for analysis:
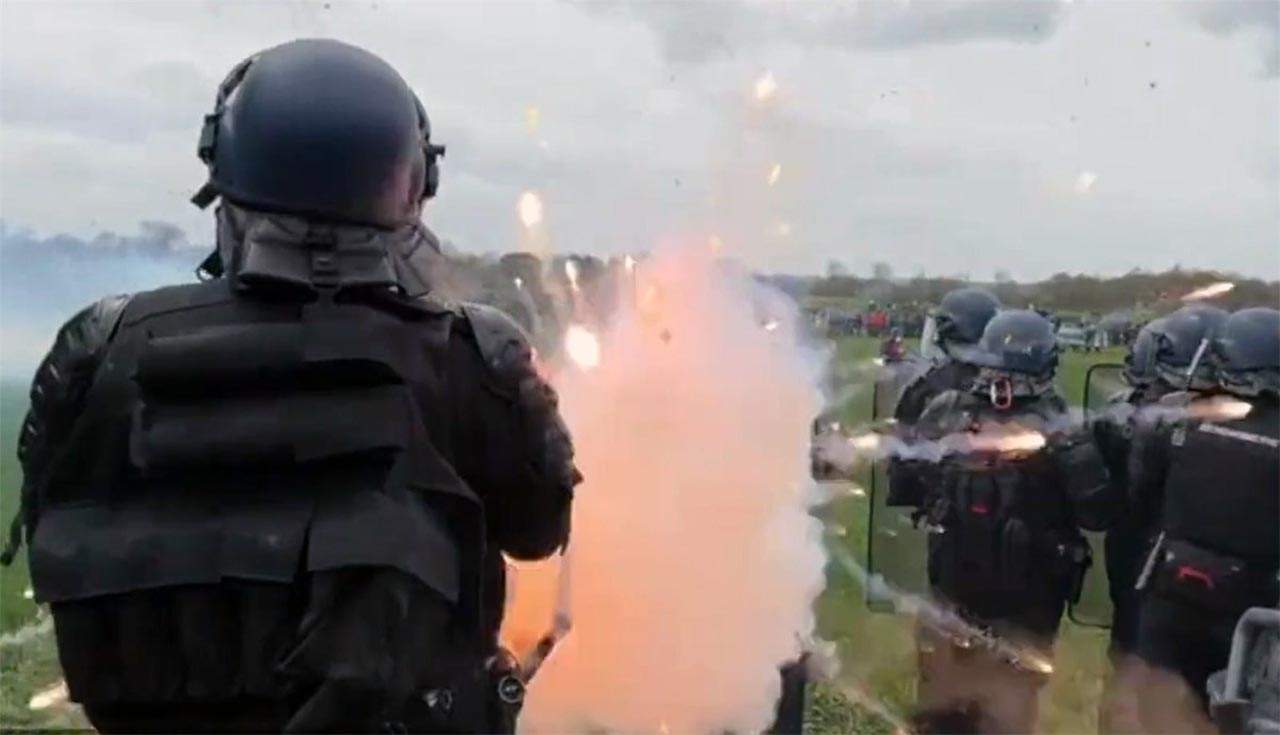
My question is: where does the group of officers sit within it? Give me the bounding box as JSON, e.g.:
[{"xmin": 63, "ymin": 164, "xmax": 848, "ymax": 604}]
[
  {"xmin": 2, "ymin": 37, "xmax": 1276, "ymax": 735},
  {"xmin": 871, "ymin": 287, "xmax": 1278, "ymax": 734}
]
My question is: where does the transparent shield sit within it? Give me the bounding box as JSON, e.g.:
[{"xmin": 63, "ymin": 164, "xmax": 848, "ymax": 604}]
[
  {"xmin": 1084, "ymin": 363, "xmax": 1128, "ymax": 417},
  {"xmin": 866, "ymin": 359, "xmax": 933, "ymax": 612},
  {"xmin": 1069, "ymin": 363, "xmax": 1128, "ymax": 629}
]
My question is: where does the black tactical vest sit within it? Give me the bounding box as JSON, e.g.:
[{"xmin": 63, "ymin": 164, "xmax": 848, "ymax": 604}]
[
  {"xmin": 1162, "ymin": 400, "xmax": 1279, "ymax": 565},
  {"xmin": 28, "ymin": 279, "xmax": 484, "ymax": 616},
  {"xmin": 922, "ymin": 393, "xmax": 1083, "ymax": 620}
]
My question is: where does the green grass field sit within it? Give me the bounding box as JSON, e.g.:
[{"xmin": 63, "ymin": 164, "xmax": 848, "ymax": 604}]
[
  {"xmin": 1, "ymin": 379, "xmax": 36, "ymax": 634},
  {"xmin": 0, "ymin": 339, "xmax": 1126, "ymax": 732}
]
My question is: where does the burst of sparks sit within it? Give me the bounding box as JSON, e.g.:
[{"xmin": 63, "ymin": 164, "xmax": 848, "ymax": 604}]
[
  {"xmin": 1074, "ymin": 170, "xmax": 1098, "ymax": 195},
  {"xmin": 849, "ymin": 434, "xmax": 882, "ymax": 452},
  {"xmin": 565, "ymin": 260, "xmax": 580, "ymax": 292},
  {"xmin": 518, "ymin": 190, "xmax": 543, "ymax": 228},
  {"xmin": 767, "ymin": 162, "xmax": 782, "ymax": 187},
  {"xmin": 970, "ymin": 430, "xmax": 1047, "ymax": 453},
  {"xmin": 754, "ymin": 71, "xmax": 778, "ymax": 102},
  {"xmin": 1181, "ymin": 281, "xmax": 1235, "ymax": 301},
  {"xmin": 564, "ymin": 324, "xmax": 601, "ymax": 369},
  {"xmin": 513, "ymin": 276, "xmax": 524, "ymax": 290},
  {"xmin": 1190, "ymin": 395, "xmax": 1253, "ymax": 421}
]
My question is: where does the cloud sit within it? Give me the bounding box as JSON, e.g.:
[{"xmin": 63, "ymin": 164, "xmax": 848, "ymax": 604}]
[
  {"xmin": 0, "ymin": 221, "xmax": 204, "ymax": 376},
  {"xmin": 591, "ymin": 1, "xmax": 1069, "ymax": 65},
  {"xmin": 1185, "ymin": 0, "xmax": 1280, "ymax": 77},
  {"xmin": 0, "ymin": 1, "xmax": 1275, "ymax": 283}
]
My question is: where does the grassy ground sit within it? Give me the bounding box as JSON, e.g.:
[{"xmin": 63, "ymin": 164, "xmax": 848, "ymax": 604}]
[
  {"xmin": 1, "ymin": 379, "xmax": 36, "ymax": 634},
  {"xmin": 0, "ymin": 341, "xmax": 1124, "ymax": 732}
]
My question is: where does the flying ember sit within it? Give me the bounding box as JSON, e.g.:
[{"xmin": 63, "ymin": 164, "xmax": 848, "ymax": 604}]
[
  {"xmin": 1181, "ymin": 281, "xmax": 1235, "ymax": 301},
  {"xmin": 1189, "ymin": 395, "xmax": 1253, "ymax": 421},
  {"xmin": 768, "ymin": 163, "xmax": 782, "ymax": 187},
  {"xmin": 518, "ymin": 190, "xmax": 544, "ymax": 229},
  {"xmin": 525, "ymin": 105, "xmax": 541, "ymax": 135},
  {"xmin": 563, "ymin": 324, "xmax": 600, "ymax": 369},
  {"xmin": 564, "ymin": 260, "xmax": 581, "ymax": 292},
  {"xmin": 754, "ymin": 71, "xmax": 777, "ymax": 102},
  {"xmin": 969, "ymin": 429, "xmax": 1047, "ymax": 454}
]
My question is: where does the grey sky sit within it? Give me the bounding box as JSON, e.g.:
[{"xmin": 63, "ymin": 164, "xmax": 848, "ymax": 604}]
[{"xmin": 2, "ymin": 0, "xmax": 1277, "ymax": 280}]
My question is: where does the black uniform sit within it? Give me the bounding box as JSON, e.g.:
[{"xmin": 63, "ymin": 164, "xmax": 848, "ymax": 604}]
[
  {"xmin": 1131, "ymin": 397, "xmax": 1279, "ymax": 716},
  {"xmin": 895, "ymin": 310, "xmax": 1111, "ymax": 734},
  {"xmin": 905, "ymin": 388, "xmax": 1106, "ymax": 734},
  {"xmin": 1092, "ymin": 381, "xmax": 1171, "ymax": 655},
  {"xmin": 885, "ymin": 287, "xmax": 996, "ymax": 507},
  {"xmin": 8, "ymin": 39, "xmax": 578, "ymax": 734},
  {"xmin": 883, "ymin": 360, "xmax": 979, "ymax": 506},
  {"xmin": 14, "ymin": 212, "xmax": 576, "ymax": 733}
]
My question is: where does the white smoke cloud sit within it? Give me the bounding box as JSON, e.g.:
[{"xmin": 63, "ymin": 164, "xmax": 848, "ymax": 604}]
[{"xmin": 505, "ymin": 246, "xmax": 828, "ymax": 733}]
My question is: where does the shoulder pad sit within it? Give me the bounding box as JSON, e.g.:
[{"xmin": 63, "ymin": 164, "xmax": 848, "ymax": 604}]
[
  {"xmin": 68, "ymin": 293, "xmax": 131, "ymax": 354},
  {"xmin": 461, "ymin": 302, "xmax": 536, "ymax": 384}
]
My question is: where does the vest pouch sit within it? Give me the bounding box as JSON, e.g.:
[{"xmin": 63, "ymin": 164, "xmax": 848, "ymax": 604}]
[
  {"xmin": 930, "ymin": 475, "xmax": 1003, "ymax": 606},
  {"xmin": 136, "ymin": 322, "xmax": 405, "ymax": 398},
  {"xmin": 1000, "ymin": 517, "xmax": 1033, "ymax": 593},
  {"xmin": 132, "ymin": 385, "xmax": 413, "ymax": 472},
  {"xmin": 1151, "ymin": 538, "xmax": 1272, "ymax": 614}
]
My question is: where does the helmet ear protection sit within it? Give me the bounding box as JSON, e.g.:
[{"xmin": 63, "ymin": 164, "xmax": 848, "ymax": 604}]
[
  {"xmin": 191, "ymin": 54, "xmax": 445, "ymax": 209},
  {"xmin": 191, "ymin": 55, "xmax": 257, "ymax": 209},
  {"xmin": 414, "ymin": 97, "xmax": 445, "ymax": 201}
]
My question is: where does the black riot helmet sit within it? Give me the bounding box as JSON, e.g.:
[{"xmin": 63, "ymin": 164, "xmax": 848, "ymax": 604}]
[
  {"xmin": 958, "ymin": 309, "xmax": 1057, "ymax": 408},
  {"xmin": 1214, "ymin": 308, "xmax": 1280, "ymax": 398},
  {"xmin": 969, "ymin": 309, "xmax": 1059, "ymax": 377},
  {"xmin": 933, "ymin": 288, "xmax": 1001, "ymax": 354},
  {"xmin": 1123, "ymin": 318, "xmax": 1166, "ymax": 387},
  {"xmin": 191, "ymin": 39, "xmax": 445, "ymax": 229},
  {"xmin": 1151, "ymin": 305, "xmax": 1229, "ymax": 390}
]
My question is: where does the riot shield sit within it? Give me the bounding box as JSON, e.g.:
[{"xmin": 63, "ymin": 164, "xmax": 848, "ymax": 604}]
[
  {"xmin": 1084, "ymin": 363, "xmax": 1129, "ymax": 417},
  {"xmin": 1067, "ymin": 362, "xmax": 1129, "ymax": 629},
  {"xmin": 865, "ymin": 358, "xmax": 932, "ymax": 612}
]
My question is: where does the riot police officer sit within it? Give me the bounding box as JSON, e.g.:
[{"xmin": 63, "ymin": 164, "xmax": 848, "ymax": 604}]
[
  {"xmin": 2, "ymin": 39, "xmax": 578, "ymax": 734},
  {"xmin": 883, "ymin": 287, "xmax": 1000, "ymax": 507},
  {"xmin": 1091, "ymin": 305, "xmax": 1227, "ymax": 709},
  {"xmin": 1131, "ymin": 307, "xmax": 1279, "ymax": 728},
  {"xmin": 899, "ymin": 310, "xmax": 1112, "ymax": 734},
  {"xmin": 896, "ymin": 287, "xmax": 1001, "ymax": 423}
]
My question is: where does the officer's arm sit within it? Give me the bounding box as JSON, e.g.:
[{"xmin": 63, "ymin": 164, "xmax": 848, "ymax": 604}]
[
  {"xmin": 459, "ymin": 304, "xmax": 579, "ymax": 561},
  {"xmin": 1049, "ymin": 431, "xmax": 1117, "ymax": 532},
  {"xmin": 887, "ymin": 392, "xmax": 958, "ymax": 505},
  {"xmin": 3, "ymin": 295, "xmax": 129, "ymax": 563}
]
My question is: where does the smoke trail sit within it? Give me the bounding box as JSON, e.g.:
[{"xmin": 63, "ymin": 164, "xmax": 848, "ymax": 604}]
[
  {"xmin": 510, "ymin": 245, "xmax": 828, "ymax": 733},
  {"xmin": 825, "ymin": 535, "xmax": 1053, "ymax": 677}
]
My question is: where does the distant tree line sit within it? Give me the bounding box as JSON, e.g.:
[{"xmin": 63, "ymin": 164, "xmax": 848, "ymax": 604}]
[{"xmin": 769, "ymin": 266, "xmax": 1279, "ymax": 317}]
